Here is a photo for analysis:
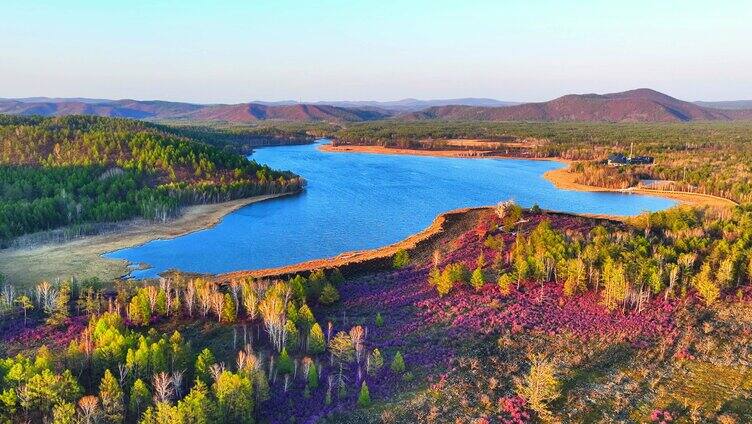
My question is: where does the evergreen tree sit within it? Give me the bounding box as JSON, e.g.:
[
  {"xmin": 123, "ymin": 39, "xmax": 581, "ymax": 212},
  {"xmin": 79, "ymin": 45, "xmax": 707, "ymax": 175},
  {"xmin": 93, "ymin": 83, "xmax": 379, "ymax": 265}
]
[
  {"xmin": 329, "ymin": 268, "xmax": 345, "ymax": 285},
  {"xmin": 221, "ymin": 293, "xmax": 237, "ymax": 323},
  {"xmin": 319, "ymin": 283, "xmax": 340, "ymax": 305},
  {"xmin": 497, "ymin": 273, "xmax": 514, "ymax": 296},
  {"xmin": 357, "ymin": 381, "xmax": 371, "ymax": 407},
  {"xmin": 52, "ymin": 402, "xmax": 76, "ymax": 424},
  {"xmin": 213, "ymin": 371, "xmax": 254, "ymax": 424},
  {"xmin": 392, "ymin": 249, "xmax": 410, "ymax": 269},
  {"xmin": 99, "ymin": 369, "xmax": 125, "ymax": 424},
  {"xmin": 277, "ymin": 348, "xmax": 294, "ymax": 375},
  {"xmin": 129, "ymin": 379, "xmax": 151, "ymax": 420},
  {"xmin": 695, "ymin": 262, "xmax": 720, "ymax": 306},
  {"xmin": 308, "ymin": 323, "xmax": 326, "ymax": 354},
  {"xmin": 514, "ymin": 354, "xmax": 561, "ymax": 421},
  {"xmin": 177, "ymin": 380, "xmax": 218, "ymax": 424},
  {"xmin": 307, "ymin": 362, "xmax": 319, "ymax": 389},
  {"xmin": 390, "ymin": 351, "xmax": 405, "ymax": 374},
  {"xmin": 374, "ymin": 312, "xmax": 384, "ymax": 328},
  {"xmin": 284, "ymin": 320, "xmax": 300, "ymax": 353},
  {"xmin": 253, "ymin": 369, "xmax": 270, "ymax": 404},
  {"xmin": 297, "ymin": 304, "xmax": 315, "ymax": 334},
  {"xmin": 367, "ymin": 349, "xmax": 384, "ymax": 375},
  {"xmin": 195, "ymin": 348, "xmax": 217, "ymax": 385},
  {"xmin": 470, "ymin": 267, "xmax": 486, "ymax": 291}
]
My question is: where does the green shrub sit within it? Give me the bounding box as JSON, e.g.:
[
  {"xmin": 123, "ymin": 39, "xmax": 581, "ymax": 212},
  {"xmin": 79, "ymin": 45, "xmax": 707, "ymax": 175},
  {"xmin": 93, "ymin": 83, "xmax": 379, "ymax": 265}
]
[
  {"xmin": 391, "ymin": 351, "xmax": 406, "ymax": 374},
  {"xmin": 319, "ymin": 283, "xmax": 340, "ymax": 305},
  {"xmin": 392, "ymin": 249, "xmax": 410, "ymax": 269}
]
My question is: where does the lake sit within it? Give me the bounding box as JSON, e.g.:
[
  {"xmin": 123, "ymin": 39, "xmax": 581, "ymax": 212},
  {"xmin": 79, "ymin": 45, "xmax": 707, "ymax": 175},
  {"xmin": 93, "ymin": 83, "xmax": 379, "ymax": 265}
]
[{"xmin": 105, "ymin": 141, "xmax": 675, "ymax": 278}]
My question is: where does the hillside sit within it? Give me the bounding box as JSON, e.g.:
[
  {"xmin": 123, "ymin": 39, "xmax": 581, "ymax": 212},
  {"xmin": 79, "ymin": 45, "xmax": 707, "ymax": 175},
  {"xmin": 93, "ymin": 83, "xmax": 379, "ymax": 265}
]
[
  {"xmin": 3, "ymin": 205, "xmax": 752, "ymax": 422},
  {"xmin": 404, "ymin": 89, "xmax": 752, "ymax": 122},
  {"xmin": 0, "ymin": 115, "xmax": 302, "ymax": 243}
]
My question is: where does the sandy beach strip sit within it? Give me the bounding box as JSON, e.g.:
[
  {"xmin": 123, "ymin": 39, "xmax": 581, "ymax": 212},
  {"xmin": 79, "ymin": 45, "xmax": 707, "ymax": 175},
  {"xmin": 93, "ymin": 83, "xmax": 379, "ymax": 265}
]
[{"xmin": 0, "ymin": 193, "xmax": 296, "ymax": 289}]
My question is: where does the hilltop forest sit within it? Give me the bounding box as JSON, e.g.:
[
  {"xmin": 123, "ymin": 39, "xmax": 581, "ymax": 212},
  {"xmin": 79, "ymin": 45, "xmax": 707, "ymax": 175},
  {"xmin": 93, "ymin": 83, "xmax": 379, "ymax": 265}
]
[{"xmin": 0, "ymin": 115, "xmax": 302, "ymax": 244}]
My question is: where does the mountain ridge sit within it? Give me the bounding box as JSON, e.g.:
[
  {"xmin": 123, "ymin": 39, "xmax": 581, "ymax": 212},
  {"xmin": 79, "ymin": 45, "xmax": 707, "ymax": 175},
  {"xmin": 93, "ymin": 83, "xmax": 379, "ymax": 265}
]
[
  {"xmin": 2, "ymin": 89, "xmax": 751, "ymax": 123},
  {"xmin": 402, "ymin": 88, "xmax": 752, "ymax": 122}
]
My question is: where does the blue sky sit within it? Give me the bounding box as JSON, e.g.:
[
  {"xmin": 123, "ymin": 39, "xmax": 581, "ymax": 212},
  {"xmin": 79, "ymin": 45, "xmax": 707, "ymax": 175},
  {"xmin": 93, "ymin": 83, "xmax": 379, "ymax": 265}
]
[{"xmin": 1, "ymin": 0, "xmax": 750, "ymax": 103}]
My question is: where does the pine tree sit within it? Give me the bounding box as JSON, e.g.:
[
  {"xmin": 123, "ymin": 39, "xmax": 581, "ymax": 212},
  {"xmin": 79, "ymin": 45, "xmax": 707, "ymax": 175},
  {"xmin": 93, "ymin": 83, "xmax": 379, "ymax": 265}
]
[
  {"xmin": 470, "ymin": 267, "xmax": 486, "ymax": 291},
  {"xmin": 563, "ymin": 258, "xmax": 585, "ymax": 297},
  {"xmin": 221, "ymin": 293, "xmax": 237, "ymax": 323},
  {"xmin": 695, "ymin": 262, "xmax": 720, "ymax": 306},
  {"xmin": 52, "ymin": 402, "xmax": 76, "ymax": 424},
  {"xmin": 390, "ymin": 351, "xmax": 405, "ymax": 374},
  {"xmin": 177, "ymin": 380, "xmax": 218, "ymax": 424},
  {"xmin": 329, "ymin": 268, "xmax": 345, "ymax": 285},
  {"xmin": 514, "ymin": 354, "xmax": 561, "ymax": 421},
  {"xmin": 367, "ymin": 349, "xmax": 384, "ymax": 375},
  {"xmin": 213, "ymin": 371, "xmax": 254, "ymax": 424},
  {"xmin": 195, "ymin": 348, "xmax": 216, "ymax": 385},
  {"xmin": 278, "ymin": 348, "xmax": 294, "ymax": 375},
  {"xmin": 374, "ymin": 312, "xmax": 384, "ymax": 328},
  {"xmin": 285, "ymin": 319, "xmax": 300, "ymax": 353},
  {"xmin": 392, "ymin": 249, "xmax": 410, "ymax": 269},
  {"xmin": 129, "ymin": 379, "xmax": 150, "ymax": 420},
  {"xmin": 297, "ymin": 304, "xmax": 315, "ymax": 332},
  {"xmin": 319, "ymin": 283, "xmax": 340, "ymax": 305},
  {"xmin": 99, "ymin": 369, "xmax": 125, "ymax": 424},
  {"xmin": 308, "ymin": 323, "xmax": 326, "ymax": 354},
  {"xmin": 497, "ymin": 273, "xmax": 514, "ymax": 296},
  {"xmin": 307, "ymin": 362, "xmax": 319, "ymax": 389},
  {"xmin": 357, "ymin": 381, "xmax": 371, "ymax": 407}
]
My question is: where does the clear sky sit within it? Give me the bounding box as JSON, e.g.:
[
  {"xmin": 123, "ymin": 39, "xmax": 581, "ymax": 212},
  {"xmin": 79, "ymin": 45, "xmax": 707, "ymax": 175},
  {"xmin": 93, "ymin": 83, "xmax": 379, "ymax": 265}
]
[{"xmin": 1, "ymin": 0, "xmax": 750, "ymax": 103}]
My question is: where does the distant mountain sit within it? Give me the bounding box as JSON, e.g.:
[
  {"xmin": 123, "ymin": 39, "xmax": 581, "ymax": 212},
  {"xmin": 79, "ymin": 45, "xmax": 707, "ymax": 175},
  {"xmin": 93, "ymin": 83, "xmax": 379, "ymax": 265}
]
[
  {"xmin": 2, "ymin": 91, "xmax": 751, "ymax": 123},
  {"xmin": 309, "ymin": 98, "xmax": 519, "ymax": 112},
  {"xmin": 0, "ymin": 99, "xmax": 390, "ymax": 122},
  {"xmin": 2, "ymin": 97, "xmax": 114, "ymax": 104},
  {"xmin": 183, "ymin": 103, "xmax": 390, "ymax": 122},
  {"xmin": 695, "ymin": 100, "xmax": 752, "ymax": 110},
  {"xmin": 403, "ymin": 89, "xmax": 752, "ymax": 122}
]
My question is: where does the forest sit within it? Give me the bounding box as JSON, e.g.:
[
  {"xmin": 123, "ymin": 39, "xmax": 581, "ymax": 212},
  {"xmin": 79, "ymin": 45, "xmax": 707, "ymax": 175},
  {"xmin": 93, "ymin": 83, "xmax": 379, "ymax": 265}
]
[
  {"xmin": 2, "ymin": 202, "xmax": 752, "ymax": 422},
  {"xmin": 331, "ymin": 120, "xmax": 752, "ymax": 203},
  {"xmin": 0, "ymin": 115, "xmax": 303, "ymax": 244}
]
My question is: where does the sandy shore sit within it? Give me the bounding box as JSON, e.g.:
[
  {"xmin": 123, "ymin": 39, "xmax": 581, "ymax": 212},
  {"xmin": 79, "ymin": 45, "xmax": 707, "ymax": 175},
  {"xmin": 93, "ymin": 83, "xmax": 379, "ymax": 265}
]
[
  {"xmin": 321, "ymin": 143, "xmax": 736, "ymax": 209},
  {"xmin": 543, "ymin": 167, "xmax": 737, "ymax": 209},
  {"xmin": 0, "ymin": 193, "xmax": 294, "ymax": 289}
]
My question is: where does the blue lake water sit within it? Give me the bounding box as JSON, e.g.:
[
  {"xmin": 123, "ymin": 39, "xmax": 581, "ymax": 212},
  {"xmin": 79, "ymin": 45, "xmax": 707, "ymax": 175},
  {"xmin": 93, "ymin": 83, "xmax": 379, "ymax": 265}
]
[{"xmin": 105, "ymin": 141, "xmax": 675, "ymax": 278}]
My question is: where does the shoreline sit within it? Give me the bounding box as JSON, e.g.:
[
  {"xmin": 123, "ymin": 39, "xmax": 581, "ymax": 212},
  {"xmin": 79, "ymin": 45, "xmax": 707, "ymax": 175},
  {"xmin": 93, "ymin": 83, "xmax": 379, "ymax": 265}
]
[
  {"xmin": 215, "ymin": 206, "xmax": 621, "ymax": 284},
  {"xmin": 320, "ymin": 143, "xmax": 736, "ymax": 209},
  {"xmin": 216, "ymin": 206, "xmax": 488, "ymax": 283},
  {"xmin": 0, "ymin": 192, "xmax": 295, "ymax": 288}
]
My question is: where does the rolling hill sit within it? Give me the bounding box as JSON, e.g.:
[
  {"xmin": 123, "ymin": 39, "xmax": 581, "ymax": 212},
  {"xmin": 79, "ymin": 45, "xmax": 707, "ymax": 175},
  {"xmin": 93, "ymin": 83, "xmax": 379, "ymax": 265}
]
[
  {"xmin": 2, "ymin": 89, "xmax": 750, "ymax": 123},
  {"xmin": 0, "ymin": 99, "xmax": 389, "ymax": 122},
  {"xmin": 403, "ymin": 89, "xmax": 752, "ymax": 122}
]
